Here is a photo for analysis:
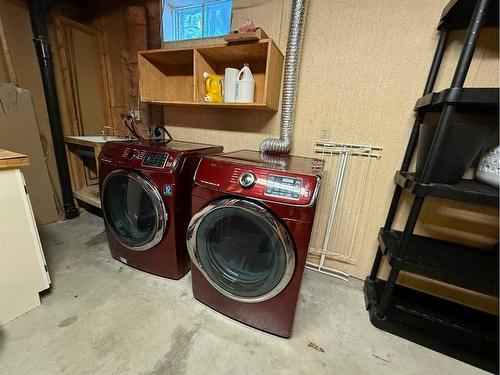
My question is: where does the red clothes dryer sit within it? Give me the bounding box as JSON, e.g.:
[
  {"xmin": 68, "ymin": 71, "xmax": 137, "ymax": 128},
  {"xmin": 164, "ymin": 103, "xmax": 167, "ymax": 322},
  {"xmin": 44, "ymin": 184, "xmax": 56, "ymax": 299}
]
[
  {"xmin": 186, "ymin": 150, "xmax": 324, "ymax": 337},
  {"xmin": 98, "ymin": 140, "xmax": 223, "ymax": 279}
]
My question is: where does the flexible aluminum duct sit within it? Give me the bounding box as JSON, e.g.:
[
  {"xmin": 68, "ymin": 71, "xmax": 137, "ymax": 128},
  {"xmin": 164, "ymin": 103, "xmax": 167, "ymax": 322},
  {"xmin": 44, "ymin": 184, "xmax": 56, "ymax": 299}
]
[
  {"xmin": 258, "ymin": 152, "xmax": 290, "ymax": 168},
  {"xmin": 259, "ymin": 0, "xmax": 308, "ymax": 154}
]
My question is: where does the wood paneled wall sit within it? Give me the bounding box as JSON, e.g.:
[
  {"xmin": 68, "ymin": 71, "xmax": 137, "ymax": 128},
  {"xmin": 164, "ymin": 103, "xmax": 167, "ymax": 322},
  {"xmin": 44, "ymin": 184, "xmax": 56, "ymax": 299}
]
[{"xmin": 89, "ymin": 0, "xmax": 161, "ymax": 135}]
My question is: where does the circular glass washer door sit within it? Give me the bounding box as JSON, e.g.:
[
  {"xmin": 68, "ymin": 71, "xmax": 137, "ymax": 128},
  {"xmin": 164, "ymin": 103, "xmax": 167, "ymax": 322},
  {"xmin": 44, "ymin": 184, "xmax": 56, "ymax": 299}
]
[
  {"xmin": 101, "ymin": 170, "xmax": 168, "ymax": 251},
  {"xmin": 187, "ymin": 198, "xmax": 295, "ymax": 303}
]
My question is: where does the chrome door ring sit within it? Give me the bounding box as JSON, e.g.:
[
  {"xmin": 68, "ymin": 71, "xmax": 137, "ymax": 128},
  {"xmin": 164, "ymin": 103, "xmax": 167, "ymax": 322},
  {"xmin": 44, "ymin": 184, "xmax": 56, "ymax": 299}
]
[
  {"xmin": 186, "ymin": 198, "xmax": 295, "ymax": 303},
  {"xmin": 101, "ymin": 169, "xmax": 168, "ymax": 251}
]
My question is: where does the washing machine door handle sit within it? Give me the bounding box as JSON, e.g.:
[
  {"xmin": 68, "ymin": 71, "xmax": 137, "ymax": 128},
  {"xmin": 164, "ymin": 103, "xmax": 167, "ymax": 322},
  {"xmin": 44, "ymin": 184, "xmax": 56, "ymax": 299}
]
[
  {"xmin": 186, "ymin": 198, "xmax": 296, "ymax": 303},
  {"xmin": 101, "ymin": 169, "xmax": 168, "ymax": 251}
]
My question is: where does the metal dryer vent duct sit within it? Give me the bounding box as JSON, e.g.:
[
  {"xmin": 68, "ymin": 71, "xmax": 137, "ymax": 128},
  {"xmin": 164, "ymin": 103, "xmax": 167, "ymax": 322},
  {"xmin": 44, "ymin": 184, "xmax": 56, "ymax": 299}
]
[{"xmin": 260, "ymin": 0, "xmax": 308, "ymax": 155}]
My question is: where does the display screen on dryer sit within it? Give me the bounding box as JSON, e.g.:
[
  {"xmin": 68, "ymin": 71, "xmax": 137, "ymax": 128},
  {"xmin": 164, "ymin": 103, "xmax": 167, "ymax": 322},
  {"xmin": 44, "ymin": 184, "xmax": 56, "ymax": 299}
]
[
  {"xmin": 265, "ymin": 174, "xmax": 301, "ymax": 200},
  {"xmin": 142, "ymin": 152, "xmax": 168, "ymax": 168}
]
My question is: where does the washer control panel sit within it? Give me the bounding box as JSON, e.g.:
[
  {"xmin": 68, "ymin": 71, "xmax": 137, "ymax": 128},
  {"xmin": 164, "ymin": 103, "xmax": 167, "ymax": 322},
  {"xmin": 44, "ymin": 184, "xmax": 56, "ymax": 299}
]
[
  {"xmin": 103, "ymin": 143, "xmax": 186, "ymax": 172},
  {"xmin": 121, "ymin": 148, "xmax": 145, "ymax": 160},
  {"xmin": 141, "ymin": 152, "xmax": 169, "ymax": 168},
  {"xmin": 265, "ymin": 174, "xmax": 301, "ymax": 200}
]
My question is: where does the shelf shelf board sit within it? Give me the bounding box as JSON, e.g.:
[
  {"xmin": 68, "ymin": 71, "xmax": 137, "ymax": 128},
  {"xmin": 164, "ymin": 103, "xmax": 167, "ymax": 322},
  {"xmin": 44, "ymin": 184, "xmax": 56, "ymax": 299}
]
[
  {"xmin": 438, "ymin": 0, "xmax": 498, "ymax": 30},
  {"xmin": 395, "ymin": 171, "xmax": 499, "ymax": 207},
  {"xmin": 74, "ymin": 185, "xmax": 101, "ymax": 209},
  {"xmin": 378, "ymin": 228, "xmax": 498, "ymax": 296},
  {"xmin": 138, "ymin": 39, "xmax": 283, "ymax": 112},
  {"xmin": 414, "ymin": 87, "xmax": 499, "ymax": 113},
  {"xmin": 364, "ymin": 277, "xmax": 498, "ymax": 373},
  {"xmin": 140, "ymin": 99, "xmax": 273, "ymax": 110}
]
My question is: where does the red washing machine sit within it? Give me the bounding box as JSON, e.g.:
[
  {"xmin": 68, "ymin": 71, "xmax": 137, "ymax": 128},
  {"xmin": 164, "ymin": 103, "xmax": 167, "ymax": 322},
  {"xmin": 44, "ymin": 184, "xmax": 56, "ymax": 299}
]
[
  {"xmin": 186, "ymin": 150, "xmax": 324, "ymax": 337},
  {"xmin": 98, "ymin": 140, "xmax": 223, "ymax": 279}
]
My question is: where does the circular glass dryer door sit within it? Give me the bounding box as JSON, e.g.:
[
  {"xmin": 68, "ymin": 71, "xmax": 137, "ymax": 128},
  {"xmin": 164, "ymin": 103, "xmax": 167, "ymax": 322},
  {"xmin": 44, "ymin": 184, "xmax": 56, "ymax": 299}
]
[
  {"xmin": 187, "ymin": 198, "xmax": 295, "ymax": 303},
  {"xmin": 101, "ymin": 170, "xmax": 168, "ymax": 251}
]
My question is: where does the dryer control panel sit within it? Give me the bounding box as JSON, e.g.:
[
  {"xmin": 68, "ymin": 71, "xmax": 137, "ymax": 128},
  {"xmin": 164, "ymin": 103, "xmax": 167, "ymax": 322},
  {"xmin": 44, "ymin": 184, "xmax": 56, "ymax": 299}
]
[
  {"xmin": 142, "ymin": 152, "xmax": 169, "ymax": 168},
  {"xmin": 195, "ymin": 159, "xmax": 321, "ymax": 206},
  {"xmin": 265, "ymin": 175, "xmax": 302, "ymax": 200}
]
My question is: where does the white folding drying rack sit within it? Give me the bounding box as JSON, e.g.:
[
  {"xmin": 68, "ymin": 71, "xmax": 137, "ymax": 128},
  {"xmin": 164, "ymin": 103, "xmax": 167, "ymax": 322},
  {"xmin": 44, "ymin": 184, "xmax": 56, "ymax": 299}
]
[{"xmin": 306, "ymin": 141, "xmax": 382, "ymax": 281}]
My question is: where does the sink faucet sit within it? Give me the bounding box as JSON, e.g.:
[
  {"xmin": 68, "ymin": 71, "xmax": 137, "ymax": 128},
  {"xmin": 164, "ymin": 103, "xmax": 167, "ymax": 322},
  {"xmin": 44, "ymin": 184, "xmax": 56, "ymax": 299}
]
[{"xmin": 101, "ymin": 125, "xmax": 115, "ymax": 139}]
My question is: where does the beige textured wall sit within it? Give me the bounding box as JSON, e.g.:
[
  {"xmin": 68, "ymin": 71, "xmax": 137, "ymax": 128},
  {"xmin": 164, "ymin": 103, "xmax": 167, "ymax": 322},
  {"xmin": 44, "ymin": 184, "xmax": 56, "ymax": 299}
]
[{"xmin": 162, "ymin": 1, "xmax": 498, "ymax": 285}]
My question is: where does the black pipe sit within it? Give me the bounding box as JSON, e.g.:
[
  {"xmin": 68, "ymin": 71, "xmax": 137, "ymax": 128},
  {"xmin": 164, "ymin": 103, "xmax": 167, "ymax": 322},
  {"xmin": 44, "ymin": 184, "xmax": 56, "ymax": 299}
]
[{"xmin": 27, "ymin": 0, "xmax": 78, "ymax": 219}]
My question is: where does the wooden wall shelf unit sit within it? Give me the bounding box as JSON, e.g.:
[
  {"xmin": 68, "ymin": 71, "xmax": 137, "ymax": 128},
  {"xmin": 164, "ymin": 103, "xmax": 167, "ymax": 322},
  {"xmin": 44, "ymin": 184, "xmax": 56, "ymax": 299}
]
[{"xmin": 138, "ymin": 39, "xmax": 284, "ymax": 111}]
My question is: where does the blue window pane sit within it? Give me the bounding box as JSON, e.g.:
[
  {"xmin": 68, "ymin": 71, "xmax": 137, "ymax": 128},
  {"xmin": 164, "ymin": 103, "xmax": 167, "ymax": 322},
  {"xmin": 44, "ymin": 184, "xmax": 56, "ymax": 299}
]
[
  {"xmin": 164, "ymin": 1, "xmax": 232, "ymax": 42},
  {"xmin": 203, "ymin": 1, "xmax": 232, "ymax": 38},
  {"xmin": 175, "ymin": 6, "xmax": 202, "ymax": 40}
]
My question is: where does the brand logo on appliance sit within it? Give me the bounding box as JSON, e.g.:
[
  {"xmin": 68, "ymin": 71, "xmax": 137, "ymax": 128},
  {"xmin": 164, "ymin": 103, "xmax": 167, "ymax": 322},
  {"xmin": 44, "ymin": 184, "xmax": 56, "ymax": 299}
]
[
  {"xmin": 163, "ymin": 184, "xmax": 173, "ymax": 196},
  {"xmin": 201, "ymin": 180, "xmax": 220, "ymax": 187}
]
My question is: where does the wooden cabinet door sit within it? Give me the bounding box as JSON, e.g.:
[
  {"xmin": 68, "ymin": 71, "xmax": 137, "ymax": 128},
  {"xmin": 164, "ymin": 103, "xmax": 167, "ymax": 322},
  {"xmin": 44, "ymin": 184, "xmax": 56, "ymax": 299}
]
[
  {"xmin": 0, "ymin": 168, "xmax": 50, "ymax": 326},
  {"xmin": 51, "ymin": 16, "xmax": 112, "ymax": 187}
]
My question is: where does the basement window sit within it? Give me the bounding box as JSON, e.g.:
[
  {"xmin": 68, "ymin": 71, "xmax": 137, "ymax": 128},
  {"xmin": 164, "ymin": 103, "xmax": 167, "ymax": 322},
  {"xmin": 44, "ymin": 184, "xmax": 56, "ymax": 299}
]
[{"xmin": 162, "ymin": 0, "xmax": 232, "ymax": 42}]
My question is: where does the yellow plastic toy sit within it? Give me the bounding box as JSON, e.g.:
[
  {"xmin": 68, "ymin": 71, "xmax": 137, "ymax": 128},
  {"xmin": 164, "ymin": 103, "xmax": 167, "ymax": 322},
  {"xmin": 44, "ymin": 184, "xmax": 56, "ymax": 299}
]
[{"xmin": 203, "ymin": 72, "xmax": 224, "ymax": 103}]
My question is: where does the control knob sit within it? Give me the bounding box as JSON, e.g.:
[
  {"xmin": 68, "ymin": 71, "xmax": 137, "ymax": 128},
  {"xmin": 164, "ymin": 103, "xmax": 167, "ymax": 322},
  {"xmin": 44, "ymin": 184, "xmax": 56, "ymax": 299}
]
[
  {"xmin": 126, "ymin": 149, "xmax": 139, "ymax": 160},
  {"xmin": 239, "ymin": 172, "xmax": 256, "ymax": 188}
]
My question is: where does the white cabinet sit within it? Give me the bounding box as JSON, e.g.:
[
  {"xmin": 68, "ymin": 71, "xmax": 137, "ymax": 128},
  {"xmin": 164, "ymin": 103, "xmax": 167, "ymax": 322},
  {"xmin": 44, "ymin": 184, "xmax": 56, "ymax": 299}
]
[{"xmin": 0, "ymin": 151, "xmax": 50, "ymax": 326}]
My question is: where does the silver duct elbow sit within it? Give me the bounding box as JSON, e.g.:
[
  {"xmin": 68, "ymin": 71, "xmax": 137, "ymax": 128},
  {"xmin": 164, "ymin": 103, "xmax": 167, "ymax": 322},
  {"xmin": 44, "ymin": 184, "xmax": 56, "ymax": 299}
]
[
  {"xmin": 260, "ymin": 0, "xmax": 308, "ymax": 155},
  {"xmin": 258, "ymin": 152, "xmax": 289, "ymax": 168}
]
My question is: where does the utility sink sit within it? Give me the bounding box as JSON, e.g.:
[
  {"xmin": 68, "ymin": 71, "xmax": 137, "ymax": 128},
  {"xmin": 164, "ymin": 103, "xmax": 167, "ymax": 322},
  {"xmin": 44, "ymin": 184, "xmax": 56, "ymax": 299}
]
[
  {"xmin": 65, "ymin": 135, "xmax": 133, "ymax": 145},
  {"xmin": 65, "ymin": 135, "xmax": 133, "ymax": 159},
  {"xmin": 64, "ymin": 135, "xmax": 135, "ymax": 209}
]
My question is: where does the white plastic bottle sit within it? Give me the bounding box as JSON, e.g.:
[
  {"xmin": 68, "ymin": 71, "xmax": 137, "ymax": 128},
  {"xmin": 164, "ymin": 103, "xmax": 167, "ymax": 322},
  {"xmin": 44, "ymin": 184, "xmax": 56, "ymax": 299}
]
[
  {"xmin": 224, "ymin": 67, "xmax": 239, "ymax": 102},
  {"xmin": 235, "ymin": 63, "xmax": 255, "ymax": 103}
]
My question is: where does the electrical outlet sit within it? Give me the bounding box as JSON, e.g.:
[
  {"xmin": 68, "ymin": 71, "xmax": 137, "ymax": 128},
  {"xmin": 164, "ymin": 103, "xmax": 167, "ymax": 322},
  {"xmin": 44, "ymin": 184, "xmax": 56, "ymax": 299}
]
[
  {"xmin": 132, "ymin": 109, "xmax": 141, "ymax": 122},
  {"xmin": 320, "ymin": 128, "xmax": 330, "ymax": 141}
]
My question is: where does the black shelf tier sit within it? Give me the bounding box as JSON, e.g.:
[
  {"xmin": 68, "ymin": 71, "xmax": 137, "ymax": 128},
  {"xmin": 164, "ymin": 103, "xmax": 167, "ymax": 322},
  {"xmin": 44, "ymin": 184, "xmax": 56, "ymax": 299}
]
[
  {"xmin": 364, "ymin": 277, "xmax": 498, "ymax": 373},
  {"xmin": 414, "ymin": 87, "xmax": 499, "ymax": 113},
  {"xmin": 395, "ymin": 171, "xmax": 499, "ymax": 207},
  {"xmin": 378, "ymin": 228, "xmax": 498, "ymax": 296},
  {"xmin": 438, "ymin": 0, "xmax": 498, "ymax": 30}
]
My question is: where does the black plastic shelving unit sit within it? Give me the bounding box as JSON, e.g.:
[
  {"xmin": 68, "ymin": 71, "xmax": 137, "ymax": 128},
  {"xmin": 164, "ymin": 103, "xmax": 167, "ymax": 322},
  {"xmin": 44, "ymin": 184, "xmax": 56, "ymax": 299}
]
[
  {"xmin": 365, "ymin": 0, "xmax": 499, "ymax": 373},
  {"xmin": 378, "ymin": 228, "xmax": 498, "ymax": 296},
  {"xmin": 439, "ymin": 0, "xmax": 498, "ymax": 30},
  {"xmin": 395, "ymin": 171, "xmax": 499, "ymax": 206},
  {"xmin": 365, "ymin": 278, "xmax": 498, "ymax": 372},
  {"xmin": 415, "ymin": 87, "xmax": 499, "ymax": 113}
]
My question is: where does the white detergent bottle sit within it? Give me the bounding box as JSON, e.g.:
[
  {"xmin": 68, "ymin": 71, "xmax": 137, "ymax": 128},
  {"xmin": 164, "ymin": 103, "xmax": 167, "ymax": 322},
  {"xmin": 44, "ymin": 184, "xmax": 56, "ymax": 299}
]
[{"xmin": 235, "ymin": 63, "xmax": 255, "ymax": 103}]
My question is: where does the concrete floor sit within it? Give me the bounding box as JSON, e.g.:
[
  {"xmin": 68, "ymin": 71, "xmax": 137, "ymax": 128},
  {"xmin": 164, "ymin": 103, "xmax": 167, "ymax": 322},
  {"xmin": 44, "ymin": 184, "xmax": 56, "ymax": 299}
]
[{"xmin": 0, "ymin": 212, "xmax": 485, "ymax": 375}]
